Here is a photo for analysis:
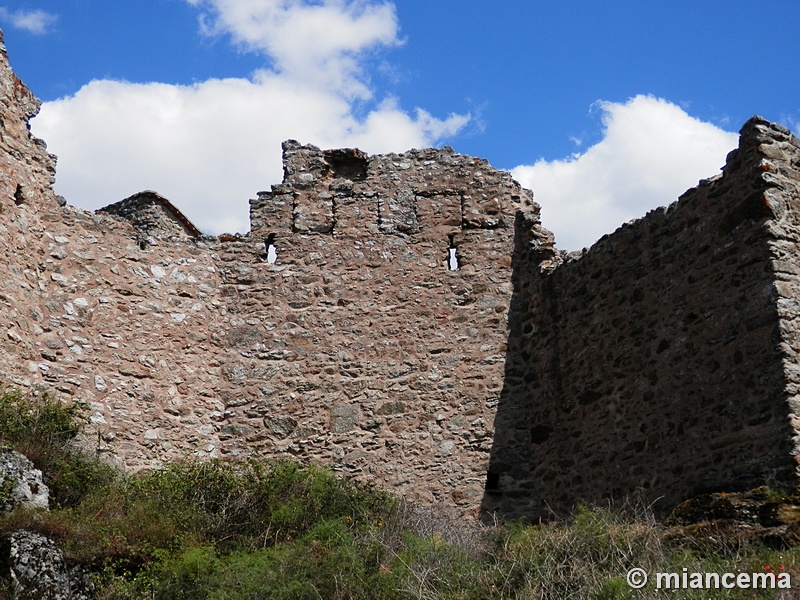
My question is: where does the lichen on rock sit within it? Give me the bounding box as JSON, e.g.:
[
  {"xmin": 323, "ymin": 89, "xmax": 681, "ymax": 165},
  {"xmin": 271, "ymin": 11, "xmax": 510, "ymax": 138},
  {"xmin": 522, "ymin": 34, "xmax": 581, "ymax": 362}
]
[{"xmin": 0, "ymin": 447, "xmax": 49, "ymax": 513}]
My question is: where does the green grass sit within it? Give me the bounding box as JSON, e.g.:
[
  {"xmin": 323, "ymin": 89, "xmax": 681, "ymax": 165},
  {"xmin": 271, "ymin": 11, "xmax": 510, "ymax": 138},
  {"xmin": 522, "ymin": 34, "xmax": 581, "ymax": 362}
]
[{"xmin": 0, "ymin": 389, "xmax": 797, "ymax": 599}]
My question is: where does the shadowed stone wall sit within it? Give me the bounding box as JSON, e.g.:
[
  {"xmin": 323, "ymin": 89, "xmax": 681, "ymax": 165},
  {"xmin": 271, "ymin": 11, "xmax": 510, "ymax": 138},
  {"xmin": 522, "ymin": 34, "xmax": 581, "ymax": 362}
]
[{"xmin": 483, "ymin": 117, "xmax": 800, "ymax": 520}]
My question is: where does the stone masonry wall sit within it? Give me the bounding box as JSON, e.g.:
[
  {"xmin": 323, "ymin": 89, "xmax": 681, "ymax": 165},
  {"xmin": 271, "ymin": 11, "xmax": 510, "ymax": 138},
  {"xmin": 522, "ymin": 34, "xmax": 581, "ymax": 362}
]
[
  {"xmin": 0, "ymin": 145, "xmax": 541, "ymax": 514},
  {"xmin": 0, "ymin": 36, "xmax": 549, "ymax": 515},
  {"xmin": 0, "ymin": 205, "xmax": 226, "ymax": 467},
  {"xmin": 212, "ymin": 141, "xmax": 546, "ymax": 510},
  {"xmin": 3, "ymin": 27, "xmax": 800, "ymax": 522},
  {"xmin": 0, "ymin": 31, "xmax": 57, "ymax": 209},
  {"xmin": 483, "ymin": 117, "xmax": 800, "ymax": 520},
  {"xmin": 760, "ymin": 123, "xmax": 800, "ymax": 474}
]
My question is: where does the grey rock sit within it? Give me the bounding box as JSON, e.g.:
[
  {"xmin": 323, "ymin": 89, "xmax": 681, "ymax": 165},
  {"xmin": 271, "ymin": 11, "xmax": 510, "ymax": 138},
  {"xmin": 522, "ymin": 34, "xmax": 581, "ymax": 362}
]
[
  {"xmin": 0, "ymin": 448, "xmax": 49, "ymax": 513},
  {"xmin": 330, "ymin": 404, "xmax": 358, "ymax": 434},
  {"xmin": 1, "ymin": 530, "xmax": 94, "ymax": 600}
]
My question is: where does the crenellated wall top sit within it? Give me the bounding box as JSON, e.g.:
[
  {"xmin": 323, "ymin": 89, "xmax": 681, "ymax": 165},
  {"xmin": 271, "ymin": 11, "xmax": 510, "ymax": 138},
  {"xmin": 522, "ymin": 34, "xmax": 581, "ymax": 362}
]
[{"xmin": 249, "ymin": 139, "xmax": 540, "ymax": 241}]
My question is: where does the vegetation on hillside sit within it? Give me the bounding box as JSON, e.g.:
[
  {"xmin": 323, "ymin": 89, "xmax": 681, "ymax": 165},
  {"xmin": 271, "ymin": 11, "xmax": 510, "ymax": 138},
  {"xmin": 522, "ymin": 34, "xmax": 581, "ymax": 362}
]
[{"xmin": 0, "ymin": 389, "xmax": 797, "ymax": 599}]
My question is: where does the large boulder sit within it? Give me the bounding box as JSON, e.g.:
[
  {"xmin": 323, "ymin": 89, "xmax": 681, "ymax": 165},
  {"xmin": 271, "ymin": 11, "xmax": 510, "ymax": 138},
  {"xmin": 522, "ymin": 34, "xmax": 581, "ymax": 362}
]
[
  {"xmin": 0, "ymin": 530, "xmax": 93, "ymax": 600},
  {"xmin": 0, "ymin": 447, "xmax": 49, "ymax": 512}
]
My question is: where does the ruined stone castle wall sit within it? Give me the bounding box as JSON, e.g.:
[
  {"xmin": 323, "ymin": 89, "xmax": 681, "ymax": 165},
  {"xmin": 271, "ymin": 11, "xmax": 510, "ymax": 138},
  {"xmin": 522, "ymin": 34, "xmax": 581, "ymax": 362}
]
[
  {"xmin": 3, "ymin": 29, "xmax": 800, "ymax": 521},
  {"xmin": 484, "ymin": 118, "xmax": 800, "ymax": 519},
  {"xmin": 0, "ymin": 39, "xmax": 548, "ymax": 513},
  {"xmin": 209, "ymin": 141, "xmax": 546, "ymax": 510},
  {"xmin": 0, "ymin": 32, "xmax": 56, "ymax": 208}
]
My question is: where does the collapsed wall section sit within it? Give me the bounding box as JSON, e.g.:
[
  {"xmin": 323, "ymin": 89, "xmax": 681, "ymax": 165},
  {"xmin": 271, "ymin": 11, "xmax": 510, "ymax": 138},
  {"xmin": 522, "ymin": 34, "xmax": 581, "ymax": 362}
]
[
  {"xmin": 0, "ymin": 31, "xmax": 57, "ymax": 209},
  {"xmin": 484, "ymin": 117, "xmax": 800, "ymax": 520}
]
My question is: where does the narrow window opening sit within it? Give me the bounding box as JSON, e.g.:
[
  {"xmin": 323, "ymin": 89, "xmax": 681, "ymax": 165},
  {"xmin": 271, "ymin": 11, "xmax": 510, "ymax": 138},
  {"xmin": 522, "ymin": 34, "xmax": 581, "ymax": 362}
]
[
  {"xmin": 448, "ymin": 247, "xmax": 459, "ymax": 270},
  {"xmin": 14, "ymin": 184, "xmax": 24, "ymax": 206},
  {"xmin": 447, "ymin": 234, "xmax": 459, "ymax": 271},
  {"xmin": 485, "ymin": 471, "xmax": 500, "ymax": 492},
  {"xmin": 265, "ymin": 233, "xmax": 278, "ymax": 264},
  {"xmin": 139, "ymin": 239, "xmax": 147, "ymax": 251}
]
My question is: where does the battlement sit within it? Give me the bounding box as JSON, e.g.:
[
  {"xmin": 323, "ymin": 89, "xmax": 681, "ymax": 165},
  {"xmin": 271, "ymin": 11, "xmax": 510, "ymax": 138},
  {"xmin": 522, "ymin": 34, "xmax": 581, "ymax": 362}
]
[{"xmin": 250, "ymin": 140, "xmax": 533, "ymax": 240}]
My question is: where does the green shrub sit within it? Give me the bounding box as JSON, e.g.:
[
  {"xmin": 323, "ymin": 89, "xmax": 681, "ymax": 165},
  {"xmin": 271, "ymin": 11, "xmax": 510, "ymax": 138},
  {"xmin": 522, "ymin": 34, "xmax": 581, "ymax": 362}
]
[
  {"xmin": 0, "ymin": 389, "xmax": 116, "ymax": 508},
  {"xmin": 45, "ymin": 457, "xmax": 395, "ymax": 584},
  {"xmin": 207, "ymin": 520, "xmax": 377, "ymax": 600},
  {"xmin": 0, "ymin": 389, "xmax": 82, "ymax": 444},
  {"xmin": 243, "ymin": 460, "xmax": 394, "ymax": 543},
  {"xmin": 1, "ymin": 389, "xmax": 798, "ymax": 599},
  {"xmin": 145, "ymin": 546, "xmax": 221, "ymax": 600}
]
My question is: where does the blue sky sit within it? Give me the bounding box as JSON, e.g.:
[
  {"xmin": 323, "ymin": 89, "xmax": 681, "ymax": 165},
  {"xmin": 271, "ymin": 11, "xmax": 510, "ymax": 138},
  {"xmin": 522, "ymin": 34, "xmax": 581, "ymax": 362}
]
[{"xmin": 1, "ymin": 0, "xmax": 798, "ymax": 249}]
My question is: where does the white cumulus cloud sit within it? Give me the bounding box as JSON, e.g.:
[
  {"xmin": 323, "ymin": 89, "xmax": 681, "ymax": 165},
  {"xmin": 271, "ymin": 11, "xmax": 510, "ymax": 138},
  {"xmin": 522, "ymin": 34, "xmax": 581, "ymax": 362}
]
[
  {"xmin": 36, "ymin": 74, "xmax": 468, "ymax": 234},
  {"xmin": 31, "ymin": 0, "xmax": 469, "ymax": 235},
  {"xmin": 0, "ymin": 7, "xmax": 58, "ymax": 35},
  {"xmin": 188, "ymin": 0, "xmax": 400, "ymax": 98},
  {"xmin": 511, "ymin": 96, "xmax": 739, "ymax": 251}
]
